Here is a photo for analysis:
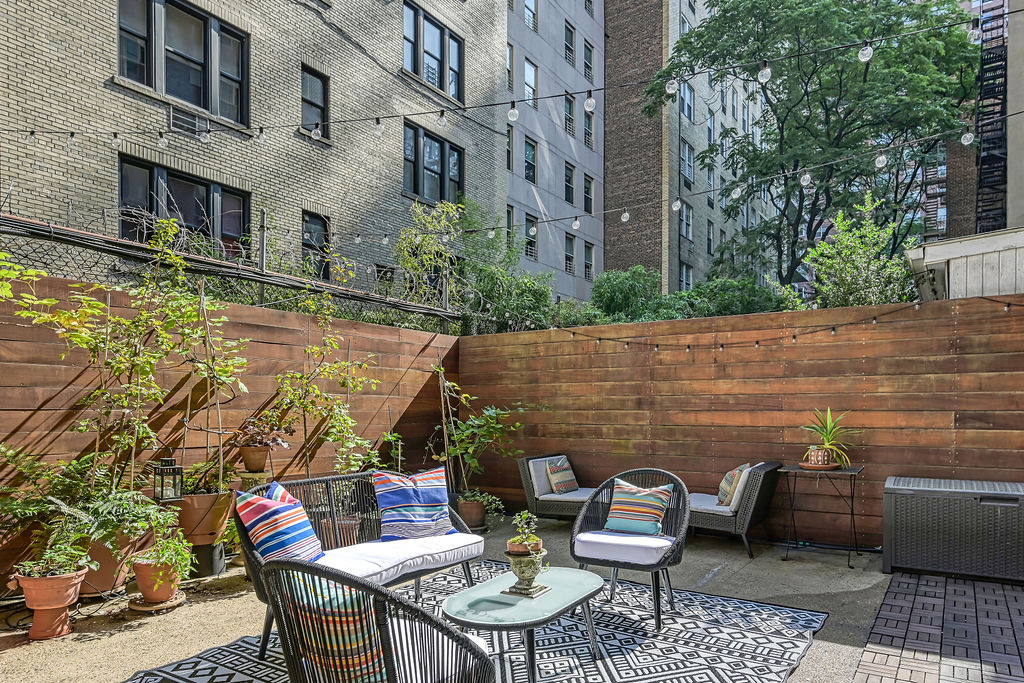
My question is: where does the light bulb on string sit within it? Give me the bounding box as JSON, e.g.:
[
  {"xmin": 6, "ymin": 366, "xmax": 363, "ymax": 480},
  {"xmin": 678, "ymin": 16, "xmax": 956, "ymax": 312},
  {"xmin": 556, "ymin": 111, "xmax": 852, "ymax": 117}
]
[
  {"xmin": 354, "ymin": 233, "xmax": 362, "ymax": 244},
  {"xmin": 508, "ymin": 101, "xmax": 520, "ymax": 122},
  {"xmin": 800, "ymin": 171, "xmax": 812, "ymax": 187},
  {"xmin": 858, "ymin": 41, "xmax": 874, "ymax": 63},
  {"xmin": 731, "ymin": 185, "xmax": 743, "ymax": 200},
  {"xmin": 442, "ymin": 233, "xmax": 450, "ymax": 243},
  {"xmin": 665, "ymin": 78, "xmax": 679, "ymax": 95},
  {"xmin": 310, "ymin": 122, "xmax": 322, "ymax": 140},
  {"xmin": 437, "ymin": 110, "xmax": 447, "ymax": 128},
  {"xmin": 757, "ymin": 60, "xmax": 772, "ymax": 84},
  {"xmin": 961, "ymin": 130, "xmax": 976, "ymax": 146},
  {"xmin": 671, "ymin": 198, "xmax": 682, "ymax": 211},
  {"xmin": 571, "ymin": 217, "xmax": 580, "ymax": 230},
  {"xmin": 199, "ymin": 127, "xmax": 212, "ymax": 143},
  {"xmin": 111, "ymin": 133, "xmax": 122, "ymax": 149},
  {"xmin": 157, "ymin": 132, "xmax": 169, "ymax": 149},
  {"xmin": 67, "ymin": 132, "xmax": 76, "ymax": 149},
  {"xmin": 584, "ymin": 90, "xmax": 597, "ymax": 112},
  {"xmin": 381, "ymin": 234, "xmax": 389, "ymax": 245},
  {"xmin": 968, "ymin": 18, "xmax": 982, "ymax": 45},
  {"xmin": 27, "ymin": 130, "xmax": 37, "ymax": 143},
  {"xmin": 620, "ymin": 209, "xmax": 630, "ymax": 223},
  {"xmin": 254, "ymin": 127, "xmax": 267, "ymax": 144},
  {"xmin": 366, "ymin": 266, "xmax": 374, "ymax": 274},
  {"xmin": 414, "ymin": 234, "xmax": 423, "ymax": 244},
  {"xmin": 487, "ymin": 228, "xmax": 496, "ymax": 239},
  {"xmin": 528, "ymin": 225, "xmax": 537, "ymax": 236},
  {"xmin": 874, "ymin": 152, "xmax": 887, "ymax": 169},
  {"xmin": 374, "ymin": 118, "xmax": 385, "ymax": 137}
]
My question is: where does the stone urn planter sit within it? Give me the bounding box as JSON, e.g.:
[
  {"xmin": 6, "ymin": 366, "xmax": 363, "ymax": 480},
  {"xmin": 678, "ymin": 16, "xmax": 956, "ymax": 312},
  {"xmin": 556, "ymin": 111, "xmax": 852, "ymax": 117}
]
[
  {"xmin": 133, "ymin": 562, "xmax": 180, "ymax": 604},
  {"xmin": 14, "ymin": 568, "xmax": 88, "ymax": 639},
  {"xmin": 238, "ymin": 446, "xmax": 270, "ymax": 474},
  {"xmin": 502, "ymin": 548, "xmax": 549, "ymax": 598},
  {"xmin": 173, "ymin": 492, "xmax": 234, "ymax": 546}
]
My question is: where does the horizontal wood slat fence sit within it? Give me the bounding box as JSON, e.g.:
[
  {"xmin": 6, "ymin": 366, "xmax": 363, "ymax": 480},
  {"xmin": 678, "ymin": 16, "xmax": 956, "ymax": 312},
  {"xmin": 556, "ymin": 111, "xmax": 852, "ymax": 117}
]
[
  {"xmin": 0, "ymin": 277, "xmax": 456, "ymax": 483},
  {"xmin": 460, "ymin": 294, "xmax": 1024, "ymax": 548}
]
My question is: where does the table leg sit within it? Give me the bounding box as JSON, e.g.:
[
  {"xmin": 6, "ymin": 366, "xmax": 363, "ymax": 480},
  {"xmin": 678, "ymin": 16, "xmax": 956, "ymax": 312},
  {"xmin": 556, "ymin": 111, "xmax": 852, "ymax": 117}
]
[
  {"xmin": 783, "ymin": 472, "xmax": 797, "ymax": 561},
  {"xmin": 525, "ymin": 627, "xmax": 536, "ymax": 683},
  {"xmin": 848, "ymin": 474, "xmax": 859, "ymax": 567},
  {"xmin": 582, "ymin": 601, "xmax": 599, "ymax": 659}
]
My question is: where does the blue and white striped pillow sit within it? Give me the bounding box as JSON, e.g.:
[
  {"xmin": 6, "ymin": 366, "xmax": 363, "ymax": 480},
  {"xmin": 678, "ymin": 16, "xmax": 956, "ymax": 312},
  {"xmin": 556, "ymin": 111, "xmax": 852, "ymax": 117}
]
[
  {"xmin": 236, "ymin": 484, "xmax": 325, "ymax": 562},
  {"xmin": 372, "ymin": 467, "xmax": 456, "ymax": 541}
]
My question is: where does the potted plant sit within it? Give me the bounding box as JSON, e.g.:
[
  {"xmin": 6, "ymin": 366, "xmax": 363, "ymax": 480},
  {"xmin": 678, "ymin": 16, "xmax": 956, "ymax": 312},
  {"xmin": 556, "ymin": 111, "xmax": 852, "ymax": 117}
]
[
  {"xmin": 506, "ymin": 511, "xmax": 541, "ymax": 555},
  {"xmin": 801, "ymin": 408, "xmax": 858, "ymax": 470},
  {"xmin": 127, "ymin": 527, "xmax": 193, "ymax": 605},
  {"xmin": 10, "ymin": 515, "xmax": 98, "ymax": 639},
  {"xmin": 457, "ymin": 489, "xmax": 505, "ymax": 530},
  {"xmin": 502, "ymin": 511, "xmax": 548, "ymax": 598},
  {"xmin": 173, "ymin": 461, "xmax": 237, "ymax": 547},
  {"xmin": 234, "ymin": 411, "xmax": 293, "ymax": 473}
]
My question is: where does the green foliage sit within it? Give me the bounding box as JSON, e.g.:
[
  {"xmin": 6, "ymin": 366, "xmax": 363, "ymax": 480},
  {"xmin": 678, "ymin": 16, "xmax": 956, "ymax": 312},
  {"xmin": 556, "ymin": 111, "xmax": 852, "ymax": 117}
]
[
  {"xmin": 590, "ymin": 266, "xmax": 662, "ymax": 321},
  {"xmin": 645, "ymin": 0, "xmax": 977, "ymax": 285},
  {"xmin": 458, "ymin": 489, "xmax": 505, "ymax": 518},
  {"xmin": 127, "ymin": 527, "xmax": 194, "ymax": 589},
  {"xmin": 804, "ymin": 195, "xmax": 918, "ymax": 308},
  {"xmin": 182, "ymin": 461, "xmax": 238, "ymax": 495},
  {"xmin": 801, "ymin": 408, "xmax": 858, "ymax": 468},
  {"xmin": 0, "ymin": 251, "xmax": 45, "ymax": 301},
  {"xmin": 234, "ymin": 411, "xmax": 294, "ymax": 449},
  {"xmin": 14, "ymin": 511, "xmax": 98, "ymax": 578},
  {"xmin": 548, "ymin": 298, "xmax": 605, "ymax": 328},
  {"xmin": 509, "ymin": 510, "xmax": 540, "ymax": 544}
]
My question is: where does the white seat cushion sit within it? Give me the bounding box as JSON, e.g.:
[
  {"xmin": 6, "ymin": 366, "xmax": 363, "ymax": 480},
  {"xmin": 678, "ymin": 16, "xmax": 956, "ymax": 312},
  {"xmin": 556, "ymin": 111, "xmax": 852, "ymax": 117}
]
[
  {"xmin": 538, "ymin": 487, "xmax": 596, "ymax": 504},
  {"xmin": 689, "ymin": 492, "xmax": 736, "ymax": 516},
  {"xmin": 316, "ymin": 533, "xmax": 483, "ymax": 586},
  {"xmin": 573, "ymin": 530, "xmax": 673, "ymax": 566}
]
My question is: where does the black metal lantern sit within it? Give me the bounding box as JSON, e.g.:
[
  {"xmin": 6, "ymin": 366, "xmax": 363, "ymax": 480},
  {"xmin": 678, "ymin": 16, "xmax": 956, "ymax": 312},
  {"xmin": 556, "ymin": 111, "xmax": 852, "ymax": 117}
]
[{"xmin": 153, "ymin": 457, "xmax": 183, "ymax": 503}]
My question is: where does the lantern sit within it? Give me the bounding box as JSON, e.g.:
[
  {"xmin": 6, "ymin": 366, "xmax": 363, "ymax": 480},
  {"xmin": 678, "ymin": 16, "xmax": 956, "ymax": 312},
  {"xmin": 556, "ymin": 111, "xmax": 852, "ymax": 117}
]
[{"xmin": 153, "ymin": 457, "xmax": 183, "ymax": 503}]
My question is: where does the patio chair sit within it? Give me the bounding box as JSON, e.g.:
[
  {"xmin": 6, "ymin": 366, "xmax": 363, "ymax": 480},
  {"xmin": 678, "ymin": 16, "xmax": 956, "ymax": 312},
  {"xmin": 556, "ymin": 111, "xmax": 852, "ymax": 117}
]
[
  {"xmin": 569, "ymin": 469, "xmax": 689, "ymax": 631},
  {"xmin": 237, "ymin": 472, "xmax": 481, "ymax": 660},
  {"xmin": 688, "ymin": 462, "xmax": 781, "ymax": 558},
  {"xmin": 263, "ymin": 558, "xmax": 494, "ymax": 683},
  {"xmin": 518, "ymin": 453, "xmax": 597, "ymax": 519}
]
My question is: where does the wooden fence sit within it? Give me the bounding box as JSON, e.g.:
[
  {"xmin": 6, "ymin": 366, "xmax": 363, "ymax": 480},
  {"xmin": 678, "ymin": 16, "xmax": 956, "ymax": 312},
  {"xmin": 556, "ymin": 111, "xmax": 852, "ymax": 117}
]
[{"xmin": 460, "ymin": 294, "xmax": 1024, "ymax": 548}]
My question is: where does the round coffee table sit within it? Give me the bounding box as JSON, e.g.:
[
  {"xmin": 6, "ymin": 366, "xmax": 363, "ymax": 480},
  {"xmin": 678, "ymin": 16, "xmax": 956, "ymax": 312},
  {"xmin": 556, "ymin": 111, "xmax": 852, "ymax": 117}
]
[{"xmin": 441, "ymin": 566, "xmax": 603, "ymax": 683}]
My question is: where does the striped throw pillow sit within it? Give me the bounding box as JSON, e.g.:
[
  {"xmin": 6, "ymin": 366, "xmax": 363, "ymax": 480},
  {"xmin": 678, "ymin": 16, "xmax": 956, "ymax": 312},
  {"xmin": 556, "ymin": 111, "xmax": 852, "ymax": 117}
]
[
  {"xmin": 545, "ymin": 456, "xmax": 579, "ymax": 495},
  {"xmin": 603, "ymin": 479, "xmax": 675, "ymax": 535},
  {"xmin": 292, "ymin": 575, "xmax": 385, "ymax": 683},
  {"xmin": 236, "ymin": 485, "xmax": 325, "ymax": 563},
  {"xmin": 372, "ymin": 467, "xmax": 456, "ymax": 541},
  {"xmin": 718, "ymin": 464, "xmax": 750, "ymax": 505}
]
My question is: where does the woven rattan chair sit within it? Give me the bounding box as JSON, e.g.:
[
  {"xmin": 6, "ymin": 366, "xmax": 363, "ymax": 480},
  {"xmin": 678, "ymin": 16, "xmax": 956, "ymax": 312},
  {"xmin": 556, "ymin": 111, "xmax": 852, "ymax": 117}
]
[
  {"xmin": 517, "ymin": 454, "xmax": 597, "ymax": 519},
  {"xmin": 688, "ymin": 462, "xmax": 781, "ymax": 558},
  {"xmin": 263, "ymin": 559, "xmax": 495, "ymax": 683},
  {"xmin": 569, "ymin": 469, "xmax": 689, "ymax": 631},
  {"xmin": 237, "ymin": 472, "xmax": 479, "ymax": 660}
]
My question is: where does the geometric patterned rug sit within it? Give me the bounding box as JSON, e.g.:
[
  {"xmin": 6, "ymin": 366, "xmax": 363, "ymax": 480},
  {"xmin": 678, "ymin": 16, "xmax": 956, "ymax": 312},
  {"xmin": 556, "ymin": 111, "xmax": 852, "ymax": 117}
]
[{"xmin": 125, "ymin": 560, "xmax": 827, "ymax": 683}]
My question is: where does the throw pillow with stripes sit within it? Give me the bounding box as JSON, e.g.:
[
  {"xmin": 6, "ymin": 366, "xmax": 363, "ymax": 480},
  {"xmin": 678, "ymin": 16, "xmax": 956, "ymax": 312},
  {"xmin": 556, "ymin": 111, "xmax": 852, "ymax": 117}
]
[
  {"xmin": 545, "ymin": 456, "xmax": 580, "ymax": 494},
  {"xmin": 236, "ymin": 485, "xmax": 325, "ymax": 563},
  {"xmin": 373, "ymin": 467, "xmax": 456, "ymax": 541},
  {"xmin": 603, "ymin": 479, "xmax": 675, "ymax": 535},
  {"xmin": 717, "ymin": 464, "xmax": 750, "ymax": 504}
]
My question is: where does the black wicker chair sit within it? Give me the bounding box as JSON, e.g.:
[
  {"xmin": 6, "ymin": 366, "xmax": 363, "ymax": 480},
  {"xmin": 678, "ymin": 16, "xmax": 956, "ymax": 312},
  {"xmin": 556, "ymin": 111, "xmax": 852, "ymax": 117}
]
[
  {"xmin": 688, "ymin": 462, "xmax": 781, "ymax": 558},
  {"xmin": 263, "ymin": 559, "xmax": 495, "ymax": 683},
  {"xmin": 517, "ymin": 454, "xmax": 597, "ymax": 520},
  {"xmin": 237, "ymin": 472, "xmax": 480, "ymax": 660},
  {"xmin": 569, "ymin": 469, "xmax": 689, "ymax": 631}
]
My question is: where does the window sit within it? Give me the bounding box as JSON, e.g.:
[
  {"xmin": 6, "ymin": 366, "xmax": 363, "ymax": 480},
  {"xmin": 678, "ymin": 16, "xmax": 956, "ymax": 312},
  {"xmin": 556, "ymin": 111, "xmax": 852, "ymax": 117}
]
[
  {"xmin": 741, "ymin": 98, "xmax": 749, "ymax": 133},
  {"xmin": 584, "ymin": 111, "xmax": 595, "ymax": 149},
  {"xmin": 118, "ymin": 157, "xmax": 248, "ymax": 256},
  {"xmin": 219, "ymin": 31, "xmax": 244, "ymax": 123},
  {"xmin": 679, "ymin": 202, "xmax": 693, "ymax": 241},
  {"xmin": 506, "ymin": 205, "xmax": 514, "ymax": 249},
  {"xmin": 680, "ymin": 83, "xmax": 694, "ymax": 122},
  {"xmin": 584, "ymin": 242, "xmax": 594, "ymax": 281},
  {"xmin": 119, "ymin": 0, "xmax": 149, "ymax": 85},
  {"xmin": 564, "ymin": 94, "xmax": 575, "ymax": 136},
  {"xmin": 403, "ymin": 2, "xmax": 464, "ymax": 101},
  {"xmin": 301, "ymin": 65, "xmax": 329, "ymax": 137},
  {"xmin": 508, "ymin": 0, "xmax": 513, "ymax": 9},
  {"xmin": 731, "ymin": 87, "xmax": 738, "ymax": 118},
  {"xmin": 720, "ymin": 83, "xmax": 727, "ymax": 113},
  {"xmin": 680, "ymin": 140, "xmax": 694, "ymax": 182},
  {"xmin": 720, "ymin": 176, "xmax": 727, "ymax": 209},
  {"xmin": 707, "ymin": 109, "xmax": 715, "ymax": 146},
  {"xmin": 165, "ymin": 3, "xmax": 206, "ymax": 107},
  {"xmin": 679, "ymin": 262, "xmax": 692, "ymax": 291},
  {"xmin": 564, "ymin": 22, "xmax": 575, "ymax": 66},
  {"xmin": 506, "ymin": 125, "xmax": 513, "ymax": 171},
  {"xmin": 524, "ymin": 59, "xmax": 537, "ymax": 107},
  {"xmin": 524, "ymin": 137, "xmax": 537, "ymax": 184},
  {"xmin": 564, "ymin": 162, "xmax": 575, "ymax": 205},
  {"xmin": 680, "ymin": 14, "xmax": 691, "ymax": 35},
  {"xmin": 585, "ymin": 0, "xmax": 593, "ymax": 17},
  {"xmin": 720, "ymin": 123, "xmax": 728, "ymax": 155},
  {"xmin": 720, "ymin": 229, "xmax": 726, "ymax": 249},
  {"xmin": 403, "ymin": 122, "xmax": 463, "ymax": 202},
  {"xmin": 707, "ymin": 167, "xmax": 715, "ymax": 208},
  {"xmin": 741, "ymin": 202, "xmax": 749, "ymax": 230},
  {"xmin": 506, "ymin": 43, "xmax": 514, "ymax": 90},
  {"xmin": 583, "ymin": 41, "xmax": 594, "ymax": 82},
  {"xmin": 525, "ymin": 214, "xmax": 538, "ymax": 259},
  {"xmin": 524, "ymin": 0, "xmax": 537, "ymax": 31},
  {"xmin": 706, "ymin": 220, "xmax": 714, "ymax": 254},
  {"xmin": 302, "ymin": 212, "xmax": 330, "ymax": 281},
  {"xmin": 564, "ymin": 233, "xmax": 576, "ymax": 274},
  {"xmin": 583, "ymin": 175, "xmax": 594, "ymax": 214},
  {"xmin": 936, "ymin": 206, "xmax": 948, "ymax": 230}
]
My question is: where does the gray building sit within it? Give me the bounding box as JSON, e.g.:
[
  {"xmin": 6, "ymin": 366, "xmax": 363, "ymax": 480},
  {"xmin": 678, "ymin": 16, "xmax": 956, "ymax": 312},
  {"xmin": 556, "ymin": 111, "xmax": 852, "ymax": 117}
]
[
  {"xmin": 505, "ymin": 0, "xmax": 604, "ymax": 301},
  {"xmin": 0, "ymin": 0, "xmax": 506, "ymax": 280}
]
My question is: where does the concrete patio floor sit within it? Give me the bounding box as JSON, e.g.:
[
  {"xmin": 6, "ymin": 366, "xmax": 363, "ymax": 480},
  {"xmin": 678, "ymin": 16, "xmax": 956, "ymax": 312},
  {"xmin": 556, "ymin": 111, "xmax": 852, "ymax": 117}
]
[{"xmin": 0, "ymin": 518, "xmax": 890, "ymax": 683}]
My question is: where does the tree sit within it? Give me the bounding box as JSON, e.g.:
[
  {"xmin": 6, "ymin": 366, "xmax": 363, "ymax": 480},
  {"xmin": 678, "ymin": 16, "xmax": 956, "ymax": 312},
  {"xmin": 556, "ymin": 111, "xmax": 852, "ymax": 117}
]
[
  {"xmin": 590, "ymin": 265, "xmax": 662, "ymax": 321},
  {"xmin": 804, "ymin": 195, "xmax": 917, "ymax": 308},
  {"xmin": 645, "ymin": 0, "xmax": 976, "ymax": 285}
]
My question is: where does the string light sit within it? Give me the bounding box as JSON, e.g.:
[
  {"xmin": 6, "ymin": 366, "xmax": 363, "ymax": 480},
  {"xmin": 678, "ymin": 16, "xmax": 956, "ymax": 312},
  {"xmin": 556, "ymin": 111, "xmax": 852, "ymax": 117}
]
[
  {"xmin": 731, "ymin": 185, "xmax": 743, "ymax": 199},
  {"xmin": 199, "ymin": 127, "xmax": 212, "ymax": 143},
  {"xmin": 437, "ymin": 110, "xmax": 447, "ymax": 128},
  {"xmin": 584, "ymin": 90, "xmax": 597, "ymax": 112},
  {"xmin": 874, "ymin": 153, "xmax": 887, "ymax": 169},
  {"xmin": 624, "ymin": 341, "xmax": 630, "ymax": 349},
  {"xmin": 800, "ymin": 171, "xmax": 812, "ymax": 187},
  {"xmin": 528, "ymin": 224, "xmax": 537, "ymax": 236},
  {"xmin": 254, "ymin": 127, "xmax": 267, "ymax": 144},
  {"xmin": 381, "ymin": 234, "xmax": 389, "ymax": 245},
  {"xmin": 374, "ymin": 118, "xmax": 385, "ymax": 137},
  {"xmin": 858, "ymin": 41, "xmax": 874, "ymax": 63},
  {"xmin": 961, "ymin": 130, "xmax": 975, "ymax": 146},
  {"xmin": 111, "ymin": 133, "xmax": 121, "ymax": 149},
  {"xmin": 487, "ymin": 228, "xmax": 496, "ymax": 238},
  {"xmin": 665, "ymin": 78, "xmax": 679, "ymax": 95},
  {"xmin": 157, "ymin": 132, "xmax": 169, "ymax": 149},
  {"xmin": 757, "ymin": 60, "xmax": 772, "ymax": 84},
  {"xmin": 620, "ymin": 209, "xmax": 630, "ymax": 223},
  {"xmin": 968, "ymin": 17, "xmax": 982, "ymax": 45},
  {"xmin": 67, "ymin": 132, "xmax": 75, "ymax": 149},
  {"xmin": 831, "ymin": 327, "xmax": 837, "ymax": 335},
  {"xmin": 310, "ymin": 122, "xmax": 322, "ymax": 141},
  {"xmin": 571, "ymin": 217, "xmax": 580, "ymax": 230},
  {"xmin": 671, "ymin": 198, "xmax": 682, "ymax": 211},
  {"xmin": 508, "ymin": 101, "xmax": 519, "ymax": 122},
  {"xmin": 354, "ymin": 233, "xmax": 362, "ymax": 244}
]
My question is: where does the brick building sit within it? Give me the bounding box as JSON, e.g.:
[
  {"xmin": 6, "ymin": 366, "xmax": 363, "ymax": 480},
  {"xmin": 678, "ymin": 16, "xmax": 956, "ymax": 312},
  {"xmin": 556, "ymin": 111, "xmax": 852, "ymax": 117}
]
[{"xmin": 0, "ymin": 0, "xmax": 506, "ymax": 278}]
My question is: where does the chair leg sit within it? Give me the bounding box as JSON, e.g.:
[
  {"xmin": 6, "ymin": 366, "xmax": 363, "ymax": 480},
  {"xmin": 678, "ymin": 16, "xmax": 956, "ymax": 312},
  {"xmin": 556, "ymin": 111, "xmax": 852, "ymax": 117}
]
[
  {"xmin": 607, "ymin": 567, "xmax": 619, "ymax": 602},
  {"xmin": 461, "ymin": 561, "xmax": 475, "ymax": 587},
  {"xmin": 662, "ymin": 569, "xmax": 676, "ymax": 612},
  {"xmin": 258, "ymin": 604, "xmax": 274, "ymax": 660},
  {"xmin": 578, "ymin": 563, "xmax": 586, "ymax": 570},
  {"xmin": 414, "ymin": 577, "xmax": 421, "ymax": 602},
  {"xmin": 651, "ymin": 571, "xmax": 663, "ymax": 631},
  {"xmin": 741, "ymin": 533, "xmax": 753, "ymax": 559}
]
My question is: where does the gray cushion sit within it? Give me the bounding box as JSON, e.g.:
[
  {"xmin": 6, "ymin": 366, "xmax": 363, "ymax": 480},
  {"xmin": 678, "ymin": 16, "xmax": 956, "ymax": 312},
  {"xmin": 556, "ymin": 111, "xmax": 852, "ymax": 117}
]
[
  {"xmin": 528, "ymin": 456, "xmax": 565, "ymax": 497},
  {"xmin": 728, "ymin": 462, "xmax": 764, "ymax": 512},
  {"xmin": 573, "ymin": 530, "xmax": 674, "ymax": 565},
  {"xmin": 538, "ymin": 487, "xmax": 596, "ymax": 503},
  {"xmin": 689, "ymin": 492, "xmax": 735, "ymax": 516}
]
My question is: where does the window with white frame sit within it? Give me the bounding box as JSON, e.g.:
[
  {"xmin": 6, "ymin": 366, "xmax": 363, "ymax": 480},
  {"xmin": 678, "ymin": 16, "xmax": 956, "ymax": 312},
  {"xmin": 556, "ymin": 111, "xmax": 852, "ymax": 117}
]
[
  {"xmin": 679, "ymin": 262, "xmax": 693, "ymax": 291},
  {"xmin": 524, "ymin": 0, "xmax": 537, "ymax": 31},
  {"xmin": 680, "ymin": 82, "xmax": 694, "ymax": 122},
  {"xmin": 680, "ymin": 140, "xmax": 694, "ymax": 182},
  {"xmin": 583, "ymin": 41, "xmax": 594, "ymax": 82},
  {"xmin": 564, "ymin": 232, "xmax": 576, "ymax": 274},
  {"xmin": 564, "ymin": 93, "xmax": 575, "ymax": 136},
  {"xmin": 506, "ymin": 43, "xmax": 513, "ymax": 90},
  {"xmin": 525, "ymin": 214, "xmax": 538, "ymax": 259},
  {"xmin": 706, "ymin": 220, "xmax": 714, "ymax": 254},
  {"xmin": 679, "ymin": 201, "xmax": 693, "ymax": 241},
  {"xmin": 707, "ymin": 109, "xmax": 715, "ymax": 146},
  {"xmin": 524, "ymin": 59, "xmax": 537, "ymax": 107},
  {"xmin": 564, "ymin": 22, "xmax": 575, "ymax": 66}
]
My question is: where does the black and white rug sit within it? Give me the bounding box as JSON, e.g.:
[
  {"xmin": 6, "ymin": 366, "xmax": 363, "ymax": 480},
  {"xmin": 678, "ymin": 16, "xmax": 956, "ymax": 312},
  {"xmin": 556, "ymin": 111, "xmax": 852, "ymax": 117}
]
[{"xmin": 126, "ymin": 560, "xmax": 827, "ymax": 683}]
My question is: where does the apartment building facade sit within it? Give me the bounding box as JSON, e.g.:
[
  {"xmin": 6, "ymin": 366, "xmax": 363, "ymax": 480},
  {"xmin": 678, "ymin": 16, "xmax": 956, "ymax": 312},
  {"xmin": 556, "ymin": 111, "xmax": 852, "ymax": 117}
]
[
  {"xmin": 0, "ymin": 0, "xmax": 505, "ymax": 279},
  {"xmin": 506, "ymin": 0, "xmax": 605, "ymax": 300}
]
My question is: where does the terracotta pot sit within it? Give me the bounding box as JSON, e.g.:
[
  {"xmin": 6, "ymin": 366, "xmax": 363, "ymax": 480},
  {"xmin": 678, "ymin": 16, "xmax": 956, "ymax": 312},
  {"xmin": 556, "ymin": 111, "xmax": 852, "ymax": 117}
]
[
  {"xmin": 803, "ymin": 447, "xmax": 833, "ymax": 467},
  {"xmin": 133, "ymin": 562, "xmax": 179, "ymax": 604},
  {"xmin": 16, "ymin": 568, "xmax": 88, "ymax": 640},
  {"xmin": 457, "ymin": 500, "xmax": 486, "ymax": 529},
  {"xmin": 0, "ymin": 525, "xmax": 38, "ymax": 593},
  {"xmin": 506, "ymin": 539, "xmax": 543, "ymax": 556},
  {"xmin": 81, "ymin": 532, "xmax": 154, "ymax": 598},
  {"xmin": 173, "ymin": 492, "xmax": 234, "ymax": 546},
  {"xmin": 239, "ymin": 446, "xmax": 270, "ymax": 473}
]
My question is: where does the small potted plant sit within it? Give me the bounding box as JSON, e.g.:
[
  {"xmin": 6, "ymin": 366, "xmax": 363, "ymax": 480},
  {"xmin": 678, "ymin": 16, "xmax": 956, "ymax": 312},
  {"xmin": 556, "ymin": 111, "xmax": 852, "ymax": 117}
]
[
  {"xmin": 234, "ymin": 412, "xmax": 293, "ymax": 473},
  {"xmin": 502, "ymin": 511, "xmax": 548, "ymax": 598},
  {"xmin": 127, "ymin": 527, "xmax": 194, "ymax": 605},
  {"xmin": 457, "ymin": 489, "xmax": 505, "ymax": 530},
  {"xmin": 506, "ymin": 511, "xmax": 541, "ymax": 555},
  {"xmin": 801, "ymin": 408, "xmax": 857, "ymax": 470}
]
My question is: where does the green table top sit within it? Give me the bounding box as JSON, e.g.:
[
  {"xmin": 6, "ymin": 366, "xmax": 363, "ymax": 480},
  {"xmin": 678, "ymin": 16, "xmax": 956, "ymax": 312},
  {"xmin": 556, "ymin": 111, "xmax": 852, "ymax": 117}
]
[{"xmin": 441, "ymin": 567, "xmax": 604, "ymax": 630}]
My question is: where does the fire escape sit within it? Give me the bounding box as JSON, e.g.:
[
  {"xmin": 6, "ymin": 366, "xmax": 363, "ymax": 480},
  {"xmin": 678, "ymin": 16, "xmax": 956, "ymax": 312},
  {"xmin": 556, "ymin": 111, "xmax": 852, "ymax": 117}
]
[{"xmin": 975, "ymin": 0, "xmax": 1009, "ymax": 233}]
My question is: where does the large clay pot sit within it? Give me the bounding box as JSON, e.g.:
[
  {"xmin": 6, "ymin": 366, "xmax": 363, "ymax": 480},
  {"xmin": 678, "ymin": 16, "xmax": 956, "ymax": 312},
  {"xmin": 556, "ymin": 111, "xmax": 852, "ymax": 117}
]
[
  {"xmin": 16, "ymin": 568, "xmax": 88, "ymax": 640},
  {"xmin": 81, "ymin": 532, "xmax": 154, "ymax": 598},
  {"xmin": 457, "ymin": 500, "xmax": 485, "ymax": 529},
  {"xmin": 173, "ymin": 492, "xmax": 234, "ymax": 546},
  {"xmin": 239, "ymin": 446, "xmax": 270, "ymax": 473},
  {"xmin": 133, "ymin": 562, "xmax": 179, "ymax": 604}
]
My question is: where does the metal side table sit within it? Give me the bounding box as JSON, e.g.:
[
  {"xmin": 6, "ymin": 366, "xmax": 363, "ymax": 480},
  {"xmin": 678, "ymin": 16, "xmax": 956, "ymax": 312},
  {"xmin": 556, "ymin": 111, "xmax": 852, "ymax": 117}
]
[{"xmin": 780, "ymin": 464, "xmax": 864, "ymax": 568}]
